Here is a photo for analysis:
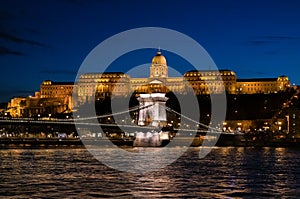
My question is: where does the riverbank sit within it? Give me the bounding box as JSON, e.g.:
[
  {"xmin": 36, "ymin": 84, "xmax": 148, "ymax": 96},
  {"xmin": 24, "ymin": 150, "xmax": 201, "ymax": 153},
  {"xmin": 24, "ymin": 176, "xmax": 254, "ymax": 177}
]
[{"xmin": 1, "ymin": 135, "xmax": 300, "ymax": 149}]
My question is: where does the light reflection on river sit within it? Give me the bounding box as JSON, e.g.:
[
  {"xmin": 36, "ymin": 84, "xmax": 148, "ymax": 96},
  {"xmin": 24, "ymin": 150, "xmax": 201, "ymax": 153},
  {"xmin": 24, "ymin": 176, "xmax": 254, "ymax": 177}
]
[{"xmin": 0, "ymin": 147, "xmax": 299, "ymax": 198}]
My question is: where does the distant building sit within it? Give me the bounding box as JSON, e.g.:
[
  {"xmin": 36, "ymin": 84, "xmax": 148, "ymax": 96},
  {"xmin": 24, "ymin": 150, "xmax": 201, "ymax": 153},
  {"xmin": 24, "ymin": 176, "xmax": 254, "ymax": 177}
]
[
  {"xmin": 183, "ymin": 70, "xmax": 237, "ymax": 94},
  {"xmin": 77, "ymin": 72, "xmax": 131, "ymax": 103},
  {"xmin": 7, "ymin": 81, "xmax": 73, "ymax": 117},
  {"xmin": 236, "ymin": 76, "xmax": 290, "ymax": 94},
  {"xmin": 5, "ymin": 51, "xmax": 292, "ymax": 117},
  {"xmin": 7, "ymin": 97, "xmax": 26, "ymax": 117},
  {"xmin": 40, "ymin": 80, "xmax": 74, "ymax": 103},
  {"xmin": 288, "ymin": 108, "xmax": 300, "ymax": 138},
  {"xmin": 76, "ymin": 50, "xmax": 290, "ymax": 104}
]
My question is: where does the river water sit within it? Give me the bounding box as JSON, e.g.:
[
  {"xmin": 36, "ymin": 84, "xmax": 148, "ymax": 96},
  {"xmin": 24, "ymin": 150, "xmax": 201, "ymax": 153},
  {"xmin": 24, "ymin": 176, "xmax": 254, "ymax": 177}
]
[{"xmin": 0, "ymin": 147, "xmax": 299, "ymax": 198}]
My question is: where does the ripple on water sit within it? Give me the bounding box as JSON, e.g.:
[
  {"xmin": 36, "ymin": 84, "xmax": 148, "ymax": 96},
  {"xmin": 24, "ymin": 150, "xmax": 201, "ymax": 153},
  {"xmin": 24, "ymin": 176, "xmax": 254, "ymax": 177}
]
[{"xmin": 0, "ymin": 147, "xmax": 299, "ymax": 198}]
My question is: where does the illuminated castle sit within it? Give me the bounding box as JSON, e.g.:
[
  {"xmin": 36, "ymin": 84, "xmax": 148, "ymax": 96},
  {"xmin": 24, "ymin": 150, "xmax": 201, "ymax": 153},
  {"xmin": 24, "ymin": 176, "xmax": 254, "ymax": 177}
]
[
  {"xmin": 7, "ymin": 50, "xmax": 291, "ymax": 117},
  {"xmin": 76, "ymin": 50, "xmax": 290, "ymax": 104}
]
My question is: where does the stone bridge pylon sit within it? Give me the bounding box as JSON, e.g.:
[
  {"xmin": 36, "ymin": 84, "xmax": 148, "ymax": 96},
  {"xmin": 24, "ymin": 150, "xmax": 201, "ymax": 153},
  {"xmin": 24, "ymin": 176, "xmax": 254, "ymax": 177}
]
[{"xmin": 137, "ymin": 93, "xmax": 168, "ymax": 127}]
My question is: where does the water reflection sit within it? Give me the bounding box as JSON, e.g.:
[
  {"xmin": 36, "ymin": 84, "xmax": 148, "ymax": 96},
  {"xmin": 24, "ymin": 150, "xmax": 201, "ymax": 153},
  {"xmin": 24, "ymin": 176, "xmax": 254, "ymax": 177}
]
[{"xmin": 0, "ymin": 147, "xmax": 299, "ymax": 198}]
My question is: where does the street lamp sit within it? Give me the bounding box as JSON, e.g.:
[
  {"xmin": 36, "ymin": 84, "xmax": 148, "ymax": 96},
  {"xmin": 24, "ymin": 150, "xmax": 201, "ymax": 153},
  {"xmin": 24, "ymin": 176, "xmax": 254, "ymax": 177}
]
[
  {"xmin": 278, "ymin": 121, "xmax": 282, "ymax": 131},
  {"xmin": 222, "ymin": 122, "xmax": 227, "ymax": 132}
]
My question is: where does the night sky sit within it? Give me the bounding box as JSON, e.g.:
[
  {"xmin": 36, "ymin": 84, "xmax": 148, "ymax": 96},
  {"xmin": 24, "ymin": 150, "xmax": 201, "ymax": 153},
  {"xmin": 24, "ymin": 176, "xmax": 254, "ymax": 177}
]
[{"xmin": 1, "ymin": 0, "xmax": 300, "ymax": 102}]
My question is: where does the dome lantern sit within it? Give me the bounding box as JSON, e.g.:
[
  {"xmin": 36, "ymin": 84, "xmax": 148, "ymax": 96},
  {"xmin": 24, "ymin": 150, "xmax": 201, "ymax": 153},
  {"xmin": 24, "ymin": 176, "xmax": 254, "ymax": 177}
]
[{"xmin": 152, "ymin": 51, "xmax": 167, "ymax": 66}]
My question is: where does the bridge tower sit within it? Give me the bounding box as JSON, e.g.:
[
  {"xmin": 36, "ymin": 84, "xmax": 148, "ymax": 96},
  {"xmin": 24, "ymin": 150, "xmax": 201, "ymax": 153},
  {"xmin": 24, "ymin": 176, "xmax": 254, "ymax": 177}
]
[{"xmin": 137, "ymin": 93, "xmax": 168, "ymax": 127}]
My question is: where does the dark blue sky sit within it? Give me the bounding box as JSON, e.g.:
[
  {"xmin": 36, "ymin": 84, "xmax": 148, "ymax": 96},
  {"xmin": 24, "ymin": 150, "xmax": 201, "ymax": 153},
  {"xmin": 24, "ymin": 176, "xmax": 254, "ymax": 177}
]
[{"xmin": 0, "ymin": 0, "xmax": 300, "ymax": 102}]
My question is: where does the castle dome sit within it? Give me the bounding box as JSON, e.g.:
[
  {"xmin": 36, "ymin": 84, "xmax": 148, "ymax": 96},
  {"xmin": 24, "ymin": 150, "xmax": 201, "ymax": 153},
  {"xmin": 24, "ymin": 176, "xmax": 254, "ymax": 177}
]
[{"xmin": 152, "ymin": 51, "xmax": 167, "ymax": 65}]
